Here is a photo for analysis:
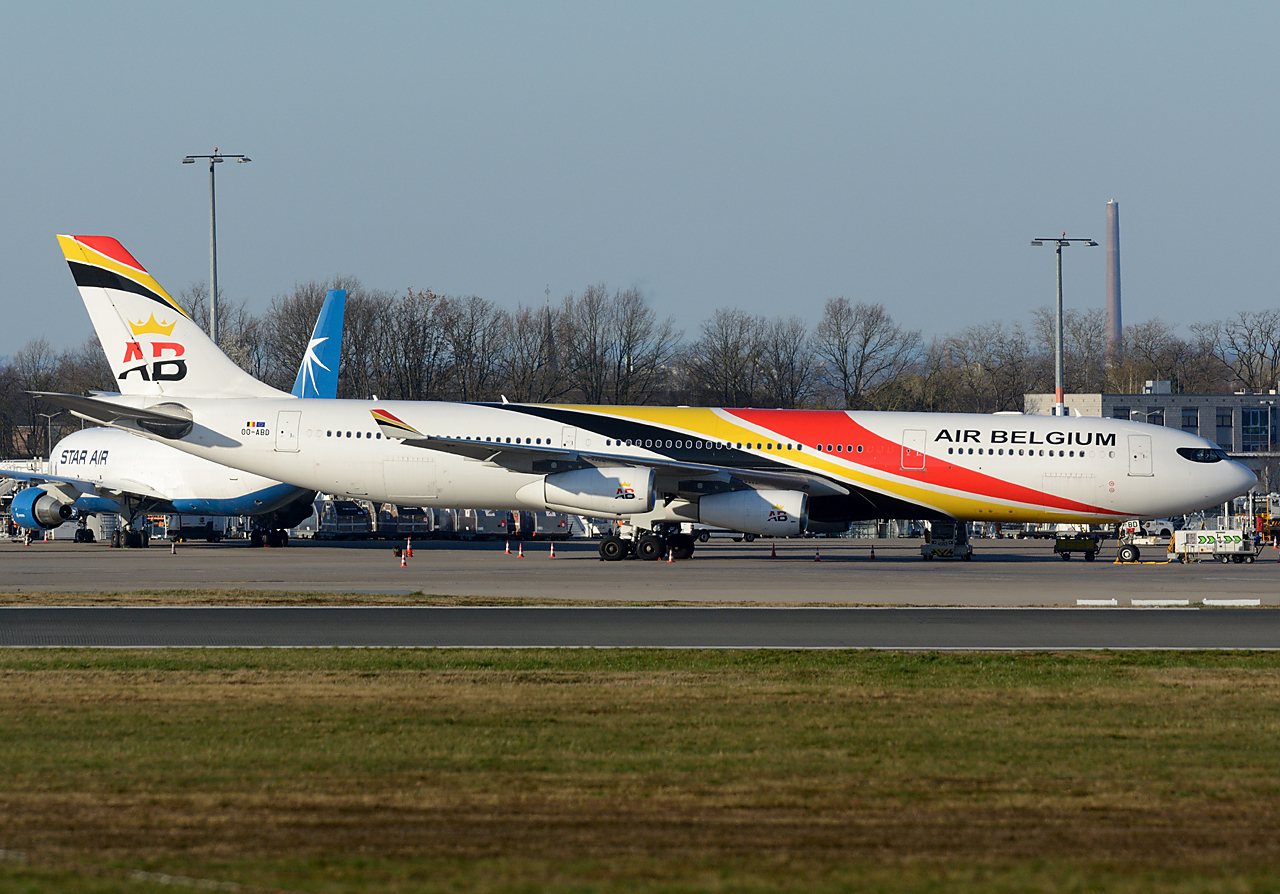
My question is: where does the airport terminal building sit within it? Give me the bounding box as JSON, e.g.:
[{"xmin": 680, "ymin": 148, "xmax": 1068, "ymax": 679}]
[{"xmin": 1024, "ymin": 382, "xmax": 1279, "ymax": 490}]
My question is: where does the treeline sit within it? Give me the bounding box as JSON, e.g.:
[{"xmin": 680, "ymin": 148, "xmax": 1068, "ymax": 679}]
[{"xmin": 4, "ymin": 275, "xmax": 1279, "ymax": 457}]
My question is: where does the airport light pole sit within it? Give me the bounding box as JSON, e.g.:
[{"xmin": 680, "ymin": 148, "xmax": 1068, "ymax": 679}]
[
  {"xmin": 182, "ymin": 149, "xmax": 251, "ymax": 347},
  {"xmin": 1032, "ymin": 234, "xmax": 1098, "ymax": 417},
  {"xmin": 37, "ymin": 411, "xmax": 62, "ymax": 461}
]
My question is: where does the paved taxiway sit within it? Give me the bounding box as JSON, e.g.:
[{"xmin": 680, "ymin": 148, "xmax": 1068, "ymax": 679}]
[
  {"xmin": 2, "ymin": 537, "xmax": 1277, "ymax": 606},
  {"xmin": 1, "ymin": 606, "xmax": 1276, "ymax": 649}
]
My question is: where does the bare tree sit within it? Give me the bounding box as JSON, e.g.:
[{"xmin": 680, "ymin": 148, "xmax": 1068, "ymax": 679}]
[
  {"xmin": 1197, "ymin": 309, "xmax": 1280, "ymax": 393},
  {"xmin": 946, "ymin": 322, "xmax": 1037, "ymax": 413},
  {"xmin": 1031, "ymin": 306, "xmax": 1107, "ymax": 395},
  {"xmin": 757, "ymin": 316, "xmax": 816, "ymax": 408},
  {"xmin": 686, "ymin": 308, "xmax": 764, "ymax": 406},
  {"xmin": 813, "ymin": 298, "xmax": 921, "ymax": 409},
  {"xmin": 502, "ymin": 302, "xmax": 571, "ymax": 403},
  {"xmin": 12, "ymin": 339, "xmax": 59, "ymax": 455},
  {"xmin": 443, "ymin": 295, "xmax": 508, "ymax": 402}
]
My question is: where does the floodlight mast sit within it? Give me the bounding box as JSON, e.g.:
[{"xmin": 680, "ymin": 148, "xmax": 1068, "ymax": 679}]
[
  {"xmin": 1031, "ymin": 234, "xmax": 1099, "ymax": 417},
  {"xmin": 181, "ymin": 149, "xmax": 251, "ymax": 347}
]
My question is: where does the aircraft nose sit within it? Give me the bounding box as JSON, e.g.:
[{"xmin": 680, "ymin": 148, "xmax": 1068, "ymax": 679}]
[{"xmin": 1224, "ymin": 461, "xmax": 1257, "ymax": 500}]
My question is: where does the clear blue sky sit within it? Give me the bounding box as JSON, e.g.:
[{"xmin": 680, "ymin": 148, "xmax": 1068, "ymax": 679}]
[{"xmin": 3, "ymin": 2, "xmax": 1276, "ymax": 358}]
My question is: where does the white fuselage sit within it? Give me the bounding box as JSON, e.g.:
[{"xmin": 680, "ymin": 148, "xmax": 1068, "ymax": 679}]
[
  {"xmin": 116, "ymin": 398, "xmax": 1255, "ymax": 524},
  {"xmin": 51, "ymin": 427, "xmax": 309, "ymax": 514}
]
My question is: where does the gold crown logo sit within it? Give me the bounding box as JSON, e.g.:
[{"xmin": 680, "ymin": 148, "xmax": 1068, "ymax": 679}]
[{"xmin": 129, "ymin": 314, "xmax": 176, "ymax": 337}]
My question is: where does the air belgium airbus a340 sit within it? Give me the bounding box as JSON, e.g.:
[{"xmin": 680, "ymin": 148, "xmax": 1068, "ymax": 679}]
[{"xmin": 35, "ymin": 235, "xmax": 1255, "ymax": 562}]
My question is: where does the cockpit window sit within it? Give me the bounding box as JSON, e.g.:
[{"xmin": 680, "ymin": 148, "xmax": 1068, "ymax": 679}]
[{"xmin": 1176, "ymin": 447, "xmax": 1229, "ymax": 463}]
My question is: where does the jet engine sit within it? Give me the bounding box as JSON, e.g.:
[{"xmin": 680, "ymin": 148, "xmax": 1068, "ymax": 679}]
[
  {"xmin": 698, "ymin": 489, "xmax": 808, "ymax": 537},
  {"xmin": 518, "ymin": 466, "xmax": 655, "ymax": 517},
  {"xmin": 10, "ymin": 487, "xmax": 75, "ymax": 530}
]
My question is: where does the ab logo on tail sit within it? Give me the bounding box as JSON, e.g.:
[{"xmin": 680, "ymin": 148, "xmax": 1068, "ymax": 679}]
[{"xmin": 120, "ymin": 314, "xmax": 187, "ymax": 382}]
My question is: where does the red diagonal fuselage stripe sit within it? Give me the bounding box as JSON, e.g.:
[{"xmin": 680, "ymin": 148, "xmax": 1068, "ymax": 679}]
[{"xmin": 723, "ymin": 408, "xmax": 1121, "ymax": 516}]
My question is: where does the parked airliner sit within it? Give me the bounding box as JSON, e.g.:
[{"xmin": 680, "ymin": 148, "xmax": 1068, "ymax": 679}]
[
  {"xmin": 5, "ymin": 275, "xmax": 345, "ymax": 547},
  {"xmin": 38, "ymin": 235, "xmax": 1255, "ymax": 561}
]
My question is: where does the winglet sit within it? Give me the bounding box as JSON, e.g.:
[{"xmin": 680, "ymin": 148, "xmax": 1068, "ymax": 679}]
[{"xmin": 371, "ymin": 408, "xmax": 423, "ymax": 439}]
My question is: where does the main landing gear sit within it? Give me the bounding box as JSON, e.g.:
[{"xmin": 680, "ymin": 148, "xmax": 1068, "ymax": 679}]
[
  {"xmin": 599, "ymin": 524, "xmax": 696, "ymax": 562},
  {"xmin": 250, "ymin": 528, "xmax": 291, "ymax": 548}
]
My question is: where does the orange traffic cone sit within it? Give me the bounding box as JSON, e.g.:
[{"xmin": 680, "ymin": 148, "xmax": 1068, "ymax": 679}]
[
  {"xmin": 406, "ymin": 537, "xmax": 413, "ymax": 558},
  {"xmin": 549, "ymin": 542, "xmax": 556, "ymax": 558},
  {"xmin": 770, "ymin": 542, "xmax": 777, "ymax": 558},
  {"xmin": 666, "ymin": 548, "xmax": 674, "ymax": 563},
  {"xmin": 400, "ymin": 551, "xmax": 407, "ymax": 568},
  {"xmin": 517, "ymin": 543, "xmax": 525, "ymax": 558},
  {"xmin": 814, "ymin": 546, "xmax": 821, "ymax": 562},
  {"xmin": 869, "ymin": 545, "xmax": 876, "ymax": 560},
  {"xmin": 504, "ymin": 540, "xmax": 511, "ymax": 555}
]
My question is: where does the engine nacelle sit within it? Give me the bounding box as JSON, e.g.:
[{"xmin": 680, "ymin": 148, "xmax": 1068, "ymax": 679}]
[
  {"xmin": 10, "ymin": 487, "xmax": 74, "ymax": 530},
  {"xmin": 698, "ymin": 489, "xmax": 808, "ymax": 537},
  {"xmin": 518, "ymin": 466, "xmax": 656, "ymax": 517}
]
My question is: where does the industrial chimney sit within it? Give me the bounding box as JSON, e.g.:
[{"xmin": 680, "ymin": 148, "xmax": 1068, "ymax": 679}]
[{"xmin": 1106, "ymin": 200, "xmax": 1122, "ymax": 365}]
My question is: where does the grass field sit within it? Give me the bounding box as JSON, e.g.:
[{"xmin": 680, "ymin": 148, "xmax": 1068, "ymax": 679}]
[{"xmin": 1, "ymin": 649, "xmax": 1278, "ymax": 893}]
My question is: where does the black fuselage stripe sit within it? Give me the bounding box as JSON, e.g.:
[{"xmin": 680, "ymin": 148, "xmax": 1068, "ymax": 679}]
[{"xmin": 67, "ymin": 261, "xmax": 177, "ymax": 312}]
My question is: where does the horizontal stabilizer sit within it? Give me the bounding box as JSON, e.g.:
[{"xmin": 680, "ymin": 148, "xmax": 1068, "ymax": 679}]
[{"xmin": 32, "ymin": 392, "xmax": 194, "ymax": 439}]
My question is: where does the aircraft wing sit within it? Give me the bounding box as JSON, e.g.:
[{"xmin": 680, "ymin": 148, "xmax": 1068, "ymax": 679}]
[
  {"xmin": 371, "ymin": 410, "xmax": 849, "ymax": 498},
  {"xmin": 0, "ymin": 466, "xmax": 170, "ymax": 502},
  {"xmin": 0, "ymin": 468, "xmax": 97, "ymax": 498}
]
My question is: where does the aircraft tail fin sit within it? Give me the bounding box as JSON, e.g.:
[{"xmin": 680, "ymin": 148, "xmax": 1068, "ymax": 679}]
[
  {"xmin": 291, "ymin": 289, "xmax": 346, "ymax": 399},
  {"xmin": 57, "ymin": 235, "xmax": 288, "ymax": 399}
]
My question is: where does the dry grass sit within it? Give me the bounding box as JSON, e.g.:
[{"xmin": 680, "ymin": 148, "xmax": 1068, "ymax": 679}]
[{"xmin": 0, "ymin": 650, "xmax": 1278, "ymax": 892}]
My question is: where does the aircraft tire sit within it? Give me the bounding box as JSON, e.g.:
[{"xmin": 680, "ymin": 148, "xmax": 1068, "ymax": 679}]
[
  {"xmin": 250, "ymin": 529, "xmax": 265, "ymax": 548},
  {"xmin": 599, "ymin": 535, "xmax": 626, "ymax": 562},
  {"xmin": 1118, "ymin": 545, "xmax": 1139, "ymax": 563},
  {"xmin": 1085, "ymin": 551, "xmax": 1095, "ymax": 562},
  {"xmin": 697, "ymin": 530, "xmax": 710, "ymax": 543},
  {"xmin": 636, "ymin": 533, "xmax": 665, "ymax": 561}
]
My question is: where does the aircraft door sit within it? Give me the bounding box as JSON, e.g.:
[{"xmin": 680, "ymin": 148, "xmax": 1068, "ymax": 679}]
[
  {"xmin": 901, "ymin": 429, "xmax": 926, "ymax": 470},
  {"xmin": 275, "ymin": 410, "xmax": 302, "ymax": 452},
  {"xmin": 561, "ymin": 426, "xmax": 577, "ymax": 449},
  {"xmin": 1127, "ymin": 434, "xmax": 1153, "ymax": 477}
]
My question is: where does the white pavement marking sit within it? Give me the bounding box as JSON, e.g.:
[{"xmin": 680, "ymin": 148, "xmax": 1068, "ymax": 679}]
[
  {"xmin": 1132, "ymin": 599, "xmax": 1192, "ymax": 607},
  {"xmin": 1077, "ymin": 599, "xmax": 1118, "ymax": 606},
  {"xmin": 1203, "ymin": 598, "xmax": 1262, "ymax": 607}
]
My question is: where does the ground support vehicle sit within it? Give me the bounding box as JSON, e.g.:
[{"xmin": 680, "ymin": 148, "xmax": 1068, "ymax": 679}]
[
  {"xmin": 164, "ymin": 514, "xmax": 227, "ymax": 543},
  {"xmin": 921, "ymin": 521, "xmax": 972, "ymax": 561},
  {"xmin": 1053, "ymin": 535, "xmax": 1101, "ymax": 561},
  {"xmin": 1114, "ymin": 519, "xmax": 1171, "ymax": 563},
  {"xmin": 1171, "ymin": 529, "xmax": 1257, "ymax": 564},
  {"xmin": 314, "ymin": 500, "xmax": 372, "ymax": 542}
]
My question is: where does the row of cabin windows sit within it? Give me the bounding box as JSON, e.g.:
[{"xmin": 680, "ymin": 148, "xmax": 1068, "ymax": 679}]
[
  {"xmin": 605, "ymin": 439, "xmax": 800, "ymax": 451},
  {"xmin": 322, "ymin": 430, "xmax": 382, "ymax": 439},
  {"xmin": 947, "ymin": 446, "xmax": 1117, "ymax": 458}
]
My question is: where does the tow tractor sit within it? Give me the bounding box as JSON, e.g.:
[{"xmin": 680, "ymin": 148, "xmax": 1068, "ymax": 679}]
[
  {"xmin": 1115, "ymin": 519, "xmax": 1170, "ymax": 563},
  {"xmin": 920, "ymin": 520, "xmax": 972, "ymax": 561}
]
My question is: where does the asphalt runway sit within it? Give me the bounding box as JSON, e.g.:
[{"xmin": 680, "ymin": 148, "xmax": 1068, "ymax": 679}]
[
  {"xmin": 1, "ymin": 605, "xmax": 1276, "ymax": 649},
  {"xmin": 3, "ymin": 536, "xmax": 1278, "ymax": 606}
]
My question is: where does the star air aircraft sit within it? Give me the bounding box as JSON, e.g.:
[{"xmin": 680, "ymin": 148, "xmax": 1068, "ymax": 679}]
[
  {"xmin": 36, "ymin": 235, "xmax": 1256, "ymax": 560},
  {"xmin": 6, "ymin": 262, "xmax": 345, "ymax": 547}
]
